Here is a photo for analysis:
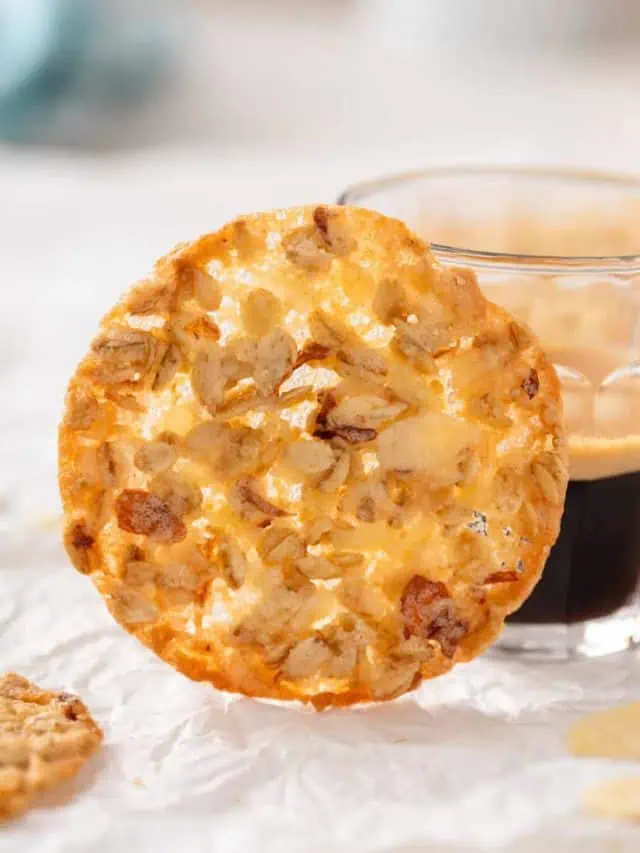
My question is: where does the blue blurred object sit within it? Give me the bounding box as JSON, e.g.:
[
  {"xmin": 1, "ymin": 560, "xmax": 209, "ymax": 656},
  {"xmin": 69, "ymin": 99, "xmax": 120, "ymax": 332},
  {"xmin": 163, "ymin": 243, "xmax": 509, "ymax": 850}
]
[{"xmin": 0, "ymin": 0, "xmax": 173, "ymax": 144}]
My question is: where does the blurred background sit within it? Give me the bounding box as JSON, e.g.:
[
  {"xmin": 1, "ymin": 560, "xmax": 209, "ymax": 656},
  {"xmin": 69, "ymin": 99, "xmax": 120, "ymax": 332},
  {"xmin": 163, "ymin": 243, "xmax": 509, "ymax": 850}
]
[
  {"xmin": 1, "ymin": 0, "xmax": 640, "ymax": 363},
  {"xmin": 1, "ymin": 0, "xmax": 640, "ymax": 160}
]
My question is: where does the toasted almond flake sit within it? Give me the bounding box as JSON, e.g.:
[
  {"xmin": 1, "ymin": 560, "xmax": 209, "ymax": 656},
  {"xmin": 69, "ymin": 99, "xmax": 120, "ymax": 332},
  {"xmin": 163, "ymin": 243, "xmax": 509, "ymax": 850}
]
[
  {"xmin": 317, "ymin": 449, "xmax": 351, "ymax": 493},
  {"xmin": 134, "ymin": 437, "xmax": 178, "ymax": 475},
  {"xmin": 0, "ymin": 674, "xmax": 102, "ymax": 820},
  {"xmin": 208, "ymin": 532, "xmax": 248, "ymax": 589},
  {"xmin": 149, "ymin": 472, "xmax": 202, "ymax": 518},
  {"xmin": 305, "ymin": 516, "xmax": 333, "ymax": 544},
  {"xmin": 314, "ymin": 425, "xmax": 377, "ymax": 444},
  {"xmin": 111, "ymin": 586, "xmax": 158, "ymax": 624},
  {"xmin": 285, "ymin": 439, "xmax": 335, "ymax": 474},
  {"xmin": 377, "ymin": 413, "xmax": 479, "ymax": 483},
  {"xmin": 296, "ymin": 554, "xmax": 342, "ymax": 579},
  {"xmin": 192, "ymin": 268, "xmax": 222, "ymax": 311},
  {"xmin": 282, "ymin": 227, "xmax": 333, "ymax": 271},
  {"xmin": 583, "ymin": 776, "xmax": 640, "ymax": 821},
  {"xmin": 127, "ymin": 280, "xmax": 176, "ymax": 315},
  {"xmin": 105, "ymin": 389, "xmax": 145, "ymax": 412},
  {"xmin": 254, "ymin": 328, "xmax": 297, "ymax": 395},
  {"xmin": 484, "ymin": 570, "xmax": 519, "ymax": 584},
  {"xmin": 568, "ymin": 702, "xmax": 640, "ymax": 759},
  {"xmin": 521, "ymin": 368, "xmax": 540, "ymax": 400},
  {"xmin": 64, "ymin": 520, "xmax": 97, "ymax": 574},
  {"xmin": 229, "ymin": 479, "xmax": 287, "ymax": 526},
  {"xmin": 312, "ymin": 205, "xmax": 357, "ymax": 256},
  {"xmin": 293, "ymin": 341, "xmax": 331, "ymax": 369},
  {"xmin": 400, "ymin": 575, "xmax": 467, "ymax": 658},
  {"xmin": 115, "ymin": 490, "xmax": 187, "ymax": 543},
  {"xmin": 191, "ymin": 345, "xmax": 226, "ymax": 412},
  {"xmin": 241, "ymin": 288, "xmax": 283, "ymax": 336},
  {"xmin": 328, "ymin": 395, "xmax": 406, "ymax": 430},
  {"xmin": 259, "ymin": 527, "xmax": 306, "ymax": 563},
  {"xmin": 152, "ymin": 343, "xmax": 182, "ymax": 391},
  {"xmin": 282, "ymin": 636, "xmax": 332, "ymax": 678},
  {"xmin": 92, "ymin": 328, "xmax": 157, "ymax": 384},
  {"xmin": 65, "ymin": 389, "xmax": 100, "ymax": 430},
  {"xmin": 309, "ymin": 310, "xmax": 350, "ymax": 349},
  {"xmin": 373, "ymin": 277, "xmax": 407, "ymax": 323},
  {"xmin": 330, "ymin": 552, "xmax": 364, "ymax": 568},
  {"xmin": 531, "ymin": 452, "xmax": 566, "ymax": 505}
]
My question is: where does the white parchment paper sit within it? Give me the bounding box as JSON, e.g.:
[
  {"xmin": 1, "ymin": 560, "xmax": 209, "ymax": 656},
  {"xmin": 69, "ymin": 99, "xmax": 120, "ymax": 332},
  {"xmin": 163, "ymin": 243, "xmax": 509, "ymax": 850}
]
[{"xmin": 1, "ymin": 152, "xmax": 639, "ymax": 853}]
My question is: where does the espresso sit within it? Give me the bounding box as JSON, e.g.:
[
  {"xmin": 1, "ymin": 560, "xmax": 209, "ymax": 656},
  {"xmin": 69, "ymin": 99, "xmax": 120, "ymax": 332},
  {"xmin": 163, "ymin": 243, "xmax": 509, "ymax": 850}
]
[
  {"xmin": 510, "ymin": 467, "xmax": 640, "ymax": 624},
  {"xmin": 478, "ymin": 275, "xmax": 640, "ymax": 626},
  {"xmin": 509, "ymin": 432, "xmax": 640, "ymax": 623}
]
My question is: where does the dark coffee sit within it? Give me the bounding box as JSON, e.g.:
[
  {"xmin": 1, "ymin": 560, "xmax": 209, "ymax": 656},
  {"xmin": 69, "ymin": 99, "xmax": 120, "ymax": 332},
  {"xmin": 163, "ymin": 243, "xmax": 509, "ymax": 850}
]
[{"xmin": 510, "ymin": 469, "xmax": 640, "ymax": 624}]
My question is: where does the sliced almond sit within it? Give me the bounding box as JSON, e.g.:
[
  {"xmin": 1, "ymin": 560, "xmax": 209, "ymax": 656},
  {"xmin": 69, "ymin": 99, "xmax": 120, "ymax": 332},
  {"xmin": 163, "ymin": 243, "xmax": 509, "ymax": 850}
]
[
  {"xmin": 259, "ymin": 527, "xmax": 306, "ymax": 563},
  {"xmin": 531, "ymin": 452, "xmax": 566, "ymax": 505},
  {"xmin": 327, "ymin": 395, "xmax": 406, "ymax": 430},
  {"xmin": 317, "ymin": 448, "xmax": 351, "ymax": 493},
  {"xmin": 134, "ymin": 436, "xmax": 178, "ymax": 475},
  {"xmin": 152, "ymin": 343, "xmax": 182, "ymax": 391},
  {"xmin": 229, "ymin": 479, "xmax": 287, "ymax": 527},
  {"xmin": 305, "ymin": 516, "xmax": 333, "ymax": 544},
  {"xmin": 192, "ymin": 345, "xmax": 226, "ymax": 412},
  {"xmin": 115, "ymin": 489, "xmax": 187, "ymax": 543},
  {"xmin": 377, "ymin": 413, "xmax": 479, "ymax": 485},
  {"xmin": 312, "ymin": 205, "xmax": 356, "ymax": 256},
  {"xmin": 110, "ymin": 586, "xmax": 158, "ymax": 624},
  {"xmin": 308, "ymin": 310, "xmax": 351, "ymax": 349},
  {"xmin": 214, "ymin": 533, "xmax": 248, "ymax": 589},
  {"xmin": 281, "ymin": 636, "xmax": 332, "ymax": 678},
  {"xmin": 296, "ymin": 554, "xmax": 342, "ymax": 579},
  {"xmin": 254, "ymin": 328, "xmax": 297, "ymax": 395},
  {"xmin": 149, "ymin": 472, "xmax": 202, "ymax": 518},
  {"xmin": 192, "ymin": 268, "xmax": 222, "ymax": 311},
  {"xmin": 282, "ymin": 227, "xmax": 333, "ymax": 271},
  {"xmin": 285, "ymin": 439, "xmax": 336, "ymax": 475},
  {"xmin": 241, "ymin": 288, "xmax": 283, "ymax": 336},
  {"xmin": 65, "ymin": 389, "xmax": 100, "ymax": 430},
  {"xmin": 64, "ymin": 520, "xmax": 97, "ymax": 574},
  {"xmin": 92, "ymin": 328, "xmax": 157, "ymax": 384},
  {"xmin": 372, "ymin": 277, "xmax": 407, "ymax": 323}
]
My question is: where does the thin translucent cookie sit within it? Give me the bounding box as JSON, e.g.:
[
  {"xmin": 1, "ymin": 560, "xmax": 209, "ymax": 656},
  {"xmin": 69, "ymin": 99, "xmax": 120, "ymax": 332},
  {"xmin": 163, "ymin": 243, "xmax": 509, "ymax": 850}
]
[
  {"xmin": 59, "ymin": 204, "xmax": 567, "ymax": 707},
  {"xmin": 0, "ymin": 673, "xmax": 103, "ymax": 820}
]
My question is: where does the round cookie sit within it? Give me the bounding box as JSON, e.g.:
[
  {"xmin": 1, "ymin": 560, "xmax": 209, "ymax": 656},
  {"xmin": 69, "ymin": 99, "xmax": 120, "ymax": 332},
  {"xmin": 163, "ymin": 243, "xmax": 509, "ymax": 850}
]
[
  {"xmin": 0, "ymin": 674, "xmax": 102, "ymax": 820},
  {"xmin": 59, "ymin": 205, "xmax": 567, "ymax": 707}
]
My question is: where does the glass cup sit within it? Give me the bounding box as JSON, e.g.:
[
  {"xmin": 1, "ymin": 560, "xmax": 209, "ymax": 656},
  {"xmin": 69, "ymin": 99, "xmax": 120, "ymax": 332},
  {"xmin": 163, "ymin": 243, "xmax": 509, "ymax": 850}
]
[{"xmin": 339, "ymin": 167, "xmax": 640, "ymax": 658}]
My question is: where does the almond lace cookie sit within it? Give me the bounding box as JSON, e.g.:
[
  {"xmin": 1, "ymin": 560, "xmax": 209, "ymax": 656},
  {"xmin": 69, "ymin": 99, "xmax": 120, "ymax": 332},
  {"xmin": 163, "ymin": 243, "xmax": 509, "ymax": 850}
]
[
  {"xmin": 59, "ymin": 205, "xmax": 567, "ymax": 707},
  {"xmin": 0, "ymin": 673, "xmax": 102, "ymax": 820}
]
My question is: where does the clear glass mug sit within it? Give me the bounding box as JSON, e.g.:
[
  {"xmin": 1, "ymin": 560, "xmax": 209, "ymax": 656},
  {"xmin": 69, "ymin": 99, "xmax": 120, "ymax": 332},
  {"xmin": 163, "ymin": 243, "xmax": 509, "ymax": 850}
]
[{"xmin": 339, "ymin": 167, "xmax": 640, "ymax": 658}]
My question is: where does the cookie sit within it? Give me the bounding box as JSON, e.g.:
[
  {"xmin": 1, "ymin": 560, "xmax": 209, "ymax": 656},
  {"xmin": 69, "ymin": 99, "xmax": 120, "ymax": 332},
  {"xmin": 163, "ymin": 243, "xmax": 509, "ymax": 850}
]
[
  {"xmin": 59, "ymin": 205, "xmax": 567, "ymax": 706},
  {"xmin": 0, "ymin": 673, "xmax": 102, "ymax": 820}
]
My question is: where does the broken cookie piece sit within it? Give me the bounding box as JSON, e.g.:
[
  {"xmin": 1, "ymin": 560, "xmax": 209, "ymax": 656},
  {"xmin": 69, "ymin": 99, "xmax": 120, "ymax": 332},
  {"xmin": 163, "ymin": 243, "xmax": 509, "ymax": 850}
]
[
  {"xmin": 0, "ymin": 673, "xmax": 102, "ymax": 821},
  {"xmin": 583, "ymin": 776, "xmax": 640, "ymax": 821}
]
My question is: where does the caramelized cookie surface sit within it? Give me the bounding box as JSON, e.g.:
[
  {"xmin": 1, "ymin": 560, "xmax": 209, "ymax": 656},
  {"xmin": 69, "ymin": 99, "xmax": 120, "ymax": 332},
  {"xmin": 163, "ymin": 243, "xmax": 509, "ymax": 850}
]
[{"xmin": 59, "ymin": 205, "xmax": 566, "ymax": 706}]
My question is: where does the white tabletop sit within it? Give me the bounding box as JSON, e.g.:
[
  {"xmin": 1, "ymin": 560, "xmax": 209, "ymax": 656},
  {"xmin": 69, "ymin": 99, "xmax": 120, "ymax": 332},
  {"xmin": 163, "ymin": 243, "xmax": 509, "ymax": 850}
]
[{"xmin": 1, "ymin": 147, "xmax": 639, "ymax": 852}]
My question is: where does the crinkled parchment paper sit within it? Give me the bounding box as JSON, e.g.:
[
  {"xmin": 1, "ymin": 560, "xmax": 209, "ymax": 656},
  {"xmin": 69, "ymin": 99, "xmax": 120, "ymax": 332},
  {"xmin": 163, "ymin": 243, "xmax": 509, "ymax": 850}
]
[{"xmin": 1, "ymin": 155, "xmax": 639, "ymax": 853}]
